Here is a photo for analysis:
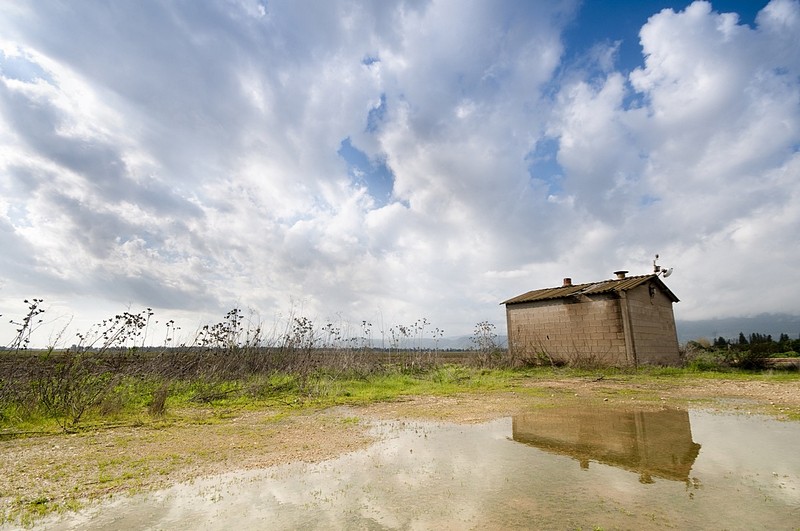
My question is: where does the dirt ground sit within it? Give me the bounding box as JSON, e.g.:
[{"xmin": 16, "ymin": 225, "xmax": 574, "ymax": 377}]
[
  {"xmin": 2, "ymin": 375, "xmax": 799, "ymax": 526},
  {"xmin": 361, "ymin": 374, "xmax": 800, "ymax": 422}
]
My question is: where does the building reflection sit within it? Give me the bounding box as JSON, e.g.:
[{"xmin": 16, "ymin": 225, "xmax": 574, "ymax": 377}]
[{"xmin": 512, "ymin": 407, "xmax": 701, "ymax": 483}]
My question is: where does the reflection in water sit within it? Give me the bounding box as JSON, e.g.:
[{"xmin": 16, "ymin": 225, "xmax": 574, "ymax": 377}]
[
  {"xmin": 512, "ymin": 408, "xmax": 701, "ymax": 483},
  {"xmin": 32, "ymin": 408, "xmax": 800, "ymax": 530}
]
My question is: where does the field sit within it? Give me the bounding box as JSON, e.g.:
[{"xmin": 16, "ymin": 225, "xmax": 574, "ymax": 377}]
[{"xmin": 1, "ymin": 350, "xmax": 799, "ymax": 527}]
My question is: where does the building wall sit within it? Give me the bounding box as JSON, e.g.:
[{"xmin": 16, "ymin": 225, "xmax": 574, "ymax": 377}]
[
  {"xmin": 625, "ymin": 283, "xmax": 681, "ymax": 365},
  {"xmin": 505, "ymin": 295, "xmax": 631, "ymax": 366}
]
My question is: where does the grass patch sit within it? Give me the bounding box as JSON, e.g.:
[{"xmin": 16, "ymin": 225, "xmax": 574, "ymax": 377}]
[{"xmin": 3, "ymin": 363, "xmax": 799, "ymax": 437}]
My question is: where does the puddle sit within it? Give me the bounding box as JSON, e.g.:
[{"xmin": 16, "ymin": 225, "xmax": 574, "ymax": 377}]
[{"xmin": 35, "ymin": 407, "xmax": 800, "ymax": 530}]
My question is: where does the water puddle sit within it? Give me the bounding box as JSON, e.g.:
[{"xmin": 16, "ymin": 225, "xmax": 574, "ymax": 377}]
[{"xmin": 37, "ymin": 407, "xmax": 800, "ymax": 530}]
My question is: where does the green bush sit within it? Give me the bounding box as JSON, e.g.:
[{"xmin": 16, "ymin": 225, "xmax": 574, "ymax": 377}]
[
  {"xmin": 735, "ymin": 349, "xmax": 771, "ymax": 370},
  {"xmin": 686, "ymin": 353, "xmax": 726, "ymax": 372}
]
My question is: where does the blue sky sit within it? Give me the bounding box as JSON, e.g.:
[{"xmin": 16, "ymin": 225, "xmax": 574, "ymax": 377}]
[
  {"xmin": 564, "ymin": 1, "xmax": 762, "ymax": 71},
  {"xmin": 0, "ymin": 0, "xmax": 798, "ymax": 345}
]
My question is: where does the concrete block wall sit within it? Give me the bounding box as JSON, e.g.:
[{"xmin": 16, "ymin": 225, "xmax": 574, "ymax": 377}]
[
  {"xmin": 506, "ymin": 295, "xmax": 629, "ymax": 365},
  {"xmin": 626, "ymin": 284, "xmax": 681, "ymax": 365}
]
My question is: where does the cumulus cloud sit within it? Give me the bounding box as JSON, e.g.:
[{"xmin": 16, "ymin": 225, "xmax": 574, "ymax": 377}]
[
  {"xmin": 0, "ymin": 0, "xmax": 798, "ymax": 344},
  {"xmin": 548, "ymin": 0, "xmax": 800, "ymax": 319}
]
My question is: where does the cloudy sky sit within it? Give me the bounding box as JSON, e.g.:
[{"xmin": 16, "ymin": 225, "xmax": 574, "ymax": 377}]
[{"xmin": 1, "ymin": 0, "xmax": 798, "ymax": 346}]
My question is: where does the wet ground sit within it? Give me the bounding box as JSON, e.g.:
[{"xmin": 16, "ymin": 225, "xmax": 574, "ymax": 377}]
[{"xmin": 34, "ymin": 405, "xmax": 800, "ymax": 530}]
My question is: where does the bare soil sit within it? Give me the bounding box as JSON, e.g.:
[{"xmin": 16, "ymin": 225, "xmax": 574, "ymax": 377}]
[{"xmin": 2, "ymin": 375, "xmax": 799, "ymax": 526}]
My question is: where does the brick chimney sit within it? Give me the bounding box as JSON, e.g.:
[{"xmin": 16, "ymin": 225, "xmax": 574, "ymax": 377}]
[
  {"xmin": 563, "ymin": 277, "xmax": 572, "ymax": 287},
  {"xmin": 613, "ymin": 270, "xmax": 628, "ymax": 279}
]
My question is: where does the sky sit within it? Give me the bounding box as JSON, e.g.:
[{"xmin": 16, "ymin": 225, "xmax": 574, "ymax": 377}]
[{"xmin": 0, "ymin": 0, "xmax": 798, "ymax": 346}]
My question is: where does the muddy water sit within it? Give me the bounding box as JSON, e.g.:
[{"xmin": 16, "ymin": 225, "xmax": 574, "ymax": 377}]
[{"xmin": 38, "ymin": 407, "xmax": 800, "ymax": 530}]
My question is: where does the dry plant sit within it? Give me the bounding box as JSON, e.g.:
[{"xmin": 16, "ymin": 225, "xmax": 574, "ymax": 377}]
[
  {"xmin": 5, "ymin": 298, "xmax": 45, "ymax": 352},
  {"xmin": 1, "ymin": 302, "xmax": 491, "ymax": 432}
]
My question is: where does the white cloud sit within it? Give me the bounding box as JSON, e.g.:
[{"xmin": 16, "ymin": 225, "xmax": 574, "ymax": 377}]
[
  {"xmin": 0, "ymin": 0, "xmax": 798, "ymax": 345},
  {"xmin": 545, "ymin": 0, "xmax": 800, "ymax": 320}
]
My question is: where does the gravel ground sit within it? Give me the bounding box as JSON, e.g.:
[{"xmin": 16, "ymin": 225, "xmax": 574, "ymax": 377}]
[{"xmin": 2, "ymin": 375, "xmax": 799, "ymax": 527}]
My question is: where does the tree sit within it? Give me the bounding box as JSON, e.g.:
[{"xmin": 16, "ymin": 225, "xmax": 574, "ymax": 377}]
[{"xmin": 738, "ymin": 332, "xmax": 748, "ymax": 345}]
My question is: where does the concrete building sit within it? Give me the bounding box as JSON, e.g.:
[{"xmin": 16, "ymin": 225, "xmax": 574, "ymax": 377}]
[{"xmin": 502, "ymin": 271, "xmax": 680, "ymax": 367}]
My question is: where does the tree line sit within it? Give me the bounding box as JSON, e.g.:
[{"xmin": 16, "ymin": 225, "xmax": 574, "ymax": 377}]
[{"xmin": 711, "ymin": 332, "xmax": 800, "ymax": 356}]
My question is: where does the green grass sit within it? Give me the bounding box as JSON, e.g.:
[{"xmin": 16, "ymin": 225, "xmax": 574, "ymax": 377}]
[
  {"xmin": 2, "ymin": 364, "xmax": 798, "ymax": 435},
  {"xmin": 0, "ymin": 366, "xmax": 507, "ymax": 432}
]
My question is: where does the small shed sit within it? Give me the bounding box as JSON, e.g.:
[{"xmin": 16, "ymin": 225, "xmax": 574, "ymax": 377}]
[{"xmin": 502, "ymin": 271, "xmax": 680, "ymax": 367}]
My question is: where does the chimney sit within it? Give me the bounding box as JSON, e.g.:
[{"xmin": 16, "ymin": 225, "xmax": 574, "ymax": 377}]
[
  {"xmin": 613, "ymin": 270, "xmax": 628, "ymax": 279},
  {"xmin": 563, "ymin": 277, "xmax": 572, "ymax": 287}
]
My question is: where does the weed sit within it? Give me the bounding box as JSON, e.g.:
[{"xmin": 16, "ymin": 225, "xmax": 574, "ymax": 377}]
[
  {"xmin": 32, "ymin": 351, "xmax": 118, "ymax": 432},
  {"xmin": 5, "ymin": 298, "xmax": 46, "ymax": 352},
  {"xmin": 149, "ymin": 382, "xmax": 169, "ymax": 416}
]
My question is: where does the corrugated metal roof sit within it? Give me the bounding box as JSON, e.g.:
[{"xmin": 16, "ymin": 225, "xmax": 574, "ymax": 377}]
[{"xmin": 502, "ymin": 274, "xmax": 679, "ymax": 305}]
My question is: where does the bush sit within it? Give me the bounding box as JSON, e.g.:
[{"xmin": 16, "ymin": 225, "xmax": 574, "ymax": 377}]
[
  {"xmin": 734, "ymin": 349, "xmax": 771, "ymax": 370},
  {"xmin": 686, "ymin": 352, "xmax": 726, "ymax": 372},
  {"xmin": 31, "ymin": 351, "xmax": 117, "ymax": 432}
]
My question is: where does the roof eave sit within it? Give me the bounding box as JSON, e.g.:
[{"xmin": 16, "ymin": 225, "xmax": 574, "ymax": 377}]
[{"xmin": 501, "ymin": 274, "xmax": 680, "ymax": 305}]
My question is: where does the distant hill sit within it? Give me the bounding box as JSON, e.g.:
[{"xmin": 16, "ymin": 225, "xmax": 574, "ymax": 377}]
[{"xmin": 676, "ymin": 313, "xmax": 800, "ymax": 343}]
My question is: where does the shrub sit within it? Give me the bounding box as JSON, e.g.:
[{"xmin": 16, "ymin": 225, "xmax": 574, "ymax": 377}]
[
  {"xmin": 734, "ymin": 349, "xmax": 771, "ymax": 371},
  {"xmin": 31, "ymin": 351, "xmax": 117, "ymax": 432},
  {"xmin": 148, "ymin": 383, "xmax": 169, "ymax": 416}
]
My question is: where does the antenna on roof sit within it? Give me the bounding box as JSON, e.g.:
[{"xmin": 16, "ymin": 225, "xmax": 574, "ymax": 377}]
[{"xmin": 653, "ymin": 254, "xmax": 674, "ymax": 278}]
